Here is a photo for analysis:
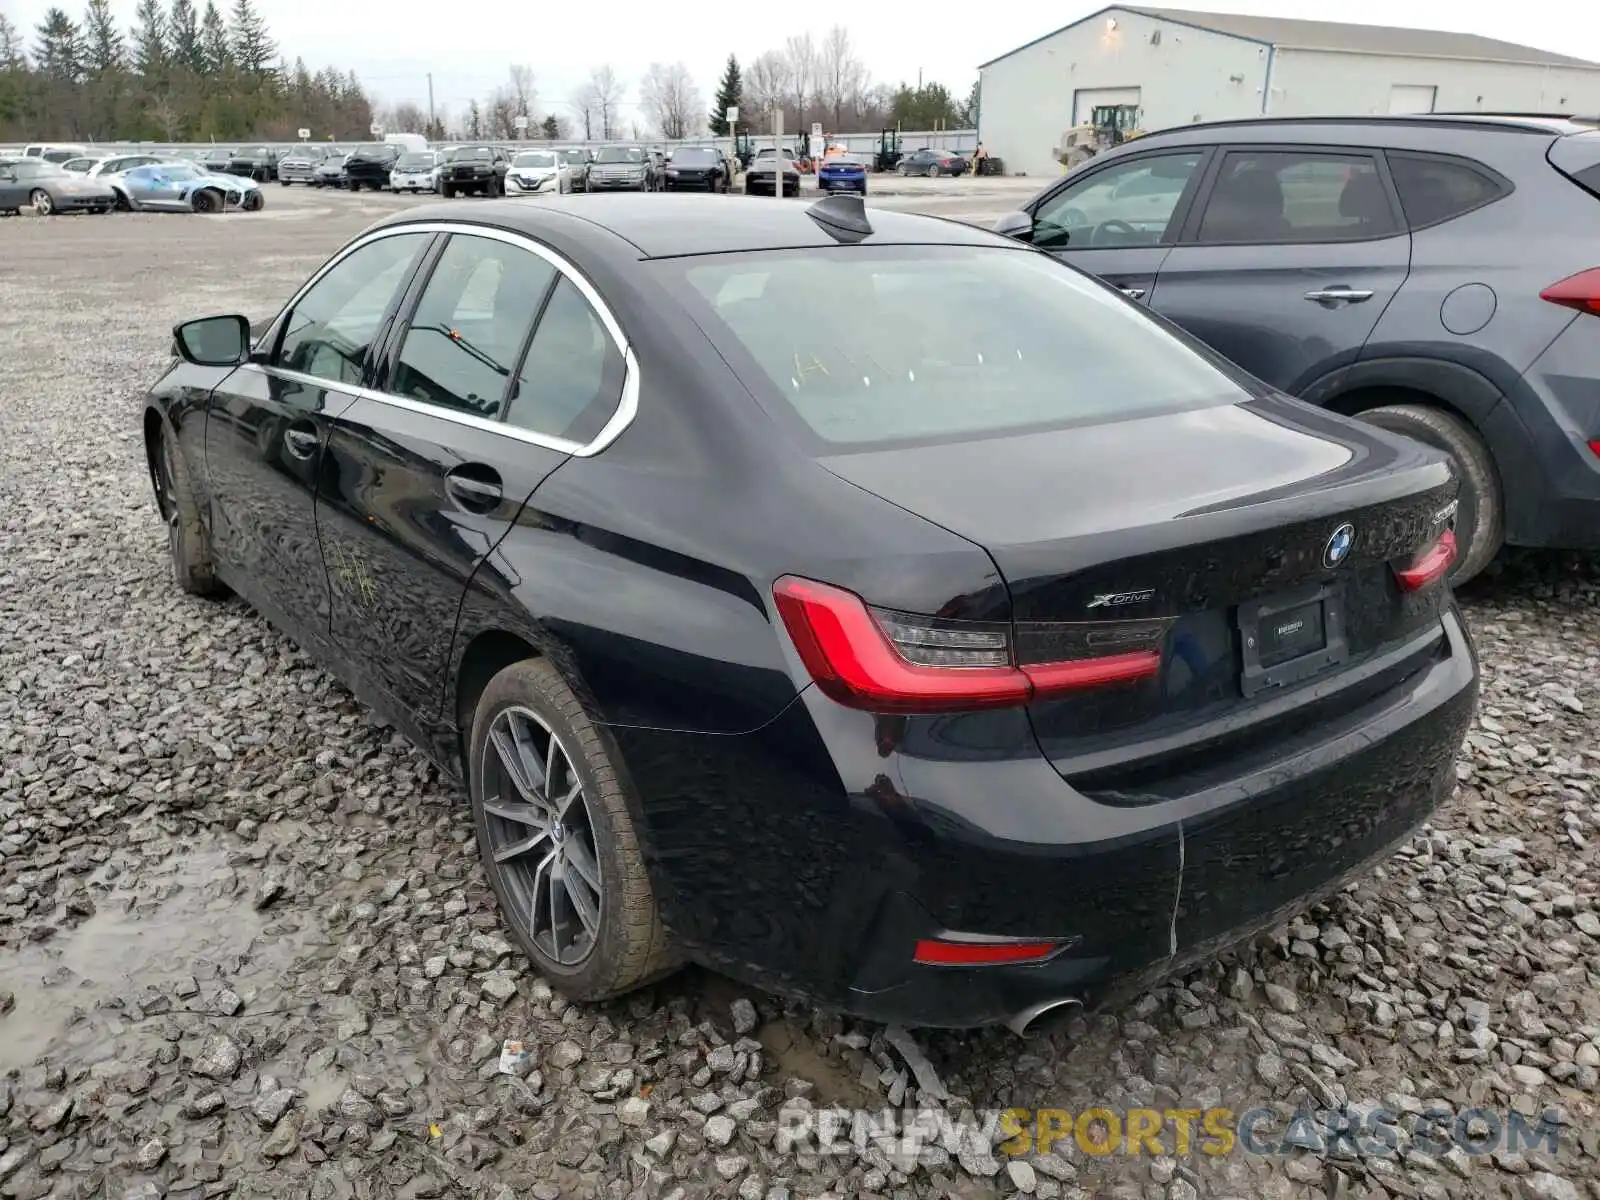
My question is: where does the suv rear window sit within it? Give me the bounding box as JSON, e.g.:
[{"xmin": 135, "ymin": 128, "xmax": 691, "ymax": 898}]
[
  {"xmin": 1386, "ymin": 152, "xmax": 1507, "ymax": 227},
  {"xmin": 661, "ymin": 246, "xmax": 1247, "ymax": 449}
]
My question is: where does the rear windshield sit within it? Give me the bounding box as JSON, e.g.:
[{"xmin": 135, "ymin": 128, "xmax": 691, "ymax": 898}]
[{"xmin": 659, "ymin": 246, "xmax": 1247, "ymax": 449}]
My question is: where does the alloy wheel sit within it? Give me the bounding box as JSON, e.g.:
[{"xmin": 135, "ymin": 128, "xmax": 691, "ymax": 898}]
[
  {"xmin": 31, "ymin": 189, "xmax": 53, "ymax": 216},
  {"xmin": 479, "ymin": 704, "xmax": 603, "ymax": 966}
]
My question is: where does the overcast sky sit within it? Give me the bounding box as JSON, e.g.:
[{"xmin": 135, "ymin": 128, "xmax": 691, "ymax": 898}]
[{"xmin": 8, "ymin": 0, "xmax": 1598, "ymax": 126}]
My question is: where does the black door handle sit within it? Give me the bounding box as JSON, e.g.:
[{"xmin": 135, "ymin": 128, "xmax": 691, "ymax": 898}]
[
  {"xmin": 283, "ymin": 425, "xmax": 319, "ymax": 460},
  {"xmin": 445, "ymin": 467, "xmax": 503, "ymax": 512}
]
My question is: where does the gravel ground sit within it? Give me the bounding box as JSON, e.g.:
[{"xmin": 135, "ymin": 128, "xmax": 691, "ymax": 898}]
[{"xmin": 1, "ymin": 197, "xmax": 1598, "ymax": 1200}]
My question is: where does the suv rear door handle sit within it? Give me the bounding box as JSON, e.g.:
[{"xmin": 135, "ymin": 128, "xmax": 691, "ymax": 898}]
[{"xmin": 1304, "ymin": 287, "xmax": 1374, "ymax": 307}]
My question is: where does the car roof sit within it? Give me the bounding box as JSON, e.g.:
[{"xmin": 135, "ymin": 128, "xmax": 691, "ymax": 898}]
[{"xmin": 369, "ymin": 194, "xmax": 1018, "ymax": 259}]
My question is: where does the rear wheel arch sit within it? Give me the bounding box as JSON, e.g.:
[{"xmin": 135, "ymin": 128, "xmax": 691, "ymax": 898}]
[{"xmin": 452, "ymin": 629, "xmax": 544, "ymax": 775}]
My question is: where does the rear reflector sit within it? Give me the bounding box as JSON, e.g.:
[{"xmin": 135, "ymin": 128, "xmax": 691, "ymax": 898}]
[
  {"xmin": 1394, "ymin": 528, "xmax": 1457, "ymax": 591},
  {"xmin": 1540, "ymin": 268, "xmax": 1600, "ymax": 317},
  {"xmin": 771, "ymin": 576, "xmax": 1162, "ymax": 715},
  {"xmin": 913, "ymin": 937, "xmax": 1063, "ymax": 966}
]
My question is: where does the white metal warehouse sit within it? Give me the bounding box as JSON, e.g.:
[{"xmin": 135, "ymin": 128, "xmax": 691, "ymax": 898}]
[{"xmin": 977, "ymin": 6, "xmax": 1600, "ymax": 177}]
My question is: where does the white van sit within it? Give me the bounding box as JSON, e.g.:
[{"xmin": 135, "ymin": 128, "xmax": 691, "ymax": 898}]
[
  {"xmin": 24, "ymin": 143, "xmax": 88, "ymax": 163},
  {"xmin": 383, "ymin": 133, "xmax": 428, "ymax": 155}
]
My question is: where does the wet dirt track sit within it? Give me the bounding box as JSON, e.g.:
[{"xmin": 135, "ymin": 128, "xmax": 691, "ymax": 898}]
[{"xmin": 2, "ymin": 184, "xmax": 1599, "ymax": 1200}]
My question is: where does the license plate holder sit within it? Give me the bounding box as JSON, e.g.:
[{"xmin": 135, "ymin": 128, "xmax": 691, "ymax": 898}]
[{"xmin": 1237, "ymin": 582, "xmax": 1348, "ymax": 698}]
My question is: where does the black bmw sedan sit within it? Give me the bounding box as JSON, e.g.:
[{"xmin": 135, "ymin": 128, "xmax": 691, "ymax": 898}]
[{"xmin": 143, "ymin": 193, "xmax": 1477, "ymax": 1034}]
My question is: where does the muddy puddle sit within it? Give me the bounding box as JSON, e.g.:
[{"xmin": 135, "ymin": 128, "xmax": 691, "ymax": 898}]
[{"xmin": 0, "ymin": 835, "xmax": 303, "ymax": 1074}]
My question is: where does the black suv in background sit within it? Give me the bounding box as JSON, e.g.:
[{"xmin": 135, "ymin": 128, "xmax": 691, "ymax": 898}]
[
  {"xmin": 663, "ymin": 146, "xmax": 730, "ymax": 192},
  {"xmin": 440, "ymin": 145, "xmax": 509, "ymax": 197},
  {"xmin": 997, "ymin": 114, "xmax": 1600, "ymax": 583},
  {"xmin": 342, "ymin": 143, "xmax": 400, "ymax": 191},
  {"xmin": 225, "ymin": 146, "xmax": 280, "ymax": 182}
]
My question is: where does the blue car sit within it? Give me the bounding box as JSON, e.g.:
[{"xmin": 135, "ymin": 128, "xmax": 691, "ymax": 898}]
[
  {"xmin": 817, "ymin": 153, "xmax": 868, "ymax": 195},
  {"xmin": 112, "ymin": 162, "xmax": 264, "ymax": 213}
]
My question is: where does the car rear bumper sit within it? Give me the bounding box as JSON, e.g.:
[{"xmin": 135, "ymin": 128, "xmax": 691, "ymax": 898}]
[
  {"xmin": 611, "ymin": 608, "xmax": 1476, "ymax": 1029},
  {"xmin": 53, "ymin": 193, "xmax": 114, "ymax": 210}
]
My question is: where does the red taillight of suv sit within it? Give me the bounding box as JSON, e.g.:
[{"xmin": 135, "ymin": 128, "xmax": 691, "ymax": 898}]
[
  {"xmin": 1540, "ymin": 268, "xmax": 1600, "ymax": 316},
  {"xmin": 1394, "ymin": 528, "xmax": 1457, "ymax": 591},
  {"xmin": 772, "ymin": 576, "xmax": 1164, "ymax": 714}
]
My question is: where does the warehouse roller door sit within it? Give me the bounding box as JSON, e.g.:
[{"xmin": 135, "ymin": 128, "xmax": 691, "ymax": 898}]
[{"xmin": 1073, "ymin": 87, "xmax": 1142, "ymax": 125}]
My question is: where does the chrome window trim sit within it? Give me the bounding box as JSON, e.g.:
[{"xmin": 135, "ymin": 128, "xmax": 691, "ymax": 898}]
[{"xmin": 266, "ymin": 220, "xmax": 638, "ymax": 458}]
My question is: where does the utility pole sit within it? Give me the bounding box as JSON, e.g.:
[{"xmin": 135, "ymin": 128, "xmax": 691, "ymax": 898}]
[{"xmin": 427, "ymin": 73, "xmax": 435, "ymax": 137}]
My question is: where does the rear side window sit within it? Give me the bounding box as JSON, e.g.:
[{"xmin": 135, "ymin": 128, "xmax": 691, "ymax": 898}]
[
  {"xmin": 390, "ymin": 234, "xmax": 557, "ymax": 420},
  {"xmin": 1386, "ymin": 152, "xmax": 1508, "ymax": 227},
  {"xmin": 1196, "ymin": 151, "xmax": 1397, "ymax": 244},
  {"xmin": 506, "ymin": 277, "xmax": 627, "ymax": 443},
  {"xmin": 662, "ymin": 246, "xmax": 1248, "ymax": 450}
]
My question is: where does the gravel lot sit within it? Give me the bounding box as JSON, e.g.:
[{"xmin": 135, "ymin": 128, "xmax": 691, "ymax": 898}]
[{"xmin": 1, "ymin": 186, "xmax": 1598, "ymax": 1200}]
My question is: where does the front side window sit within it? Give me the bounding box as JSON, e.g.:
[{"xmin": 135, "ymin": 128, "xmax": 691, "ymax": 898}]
[
  {"xmin": 275, "ymin": 233, "xmax": 429, "ymax": 386},
  {"xmin": 390, "ymin": 234, "xmax": 557, "ymax": 420},
  {"xmin": 1033, "ymin": 152, "xmax": 1203, "ymax": 250},
  {"xmin": 1196, "ymin": 150, "xmax": 1397, "ymax": 244},
  {"xmin": 506, "ymin": 277, "xmax": 626, "ymax": 442},
  {"xmin": 662, "ymin": 245, "xmax": 1246, "ymax": 450}
]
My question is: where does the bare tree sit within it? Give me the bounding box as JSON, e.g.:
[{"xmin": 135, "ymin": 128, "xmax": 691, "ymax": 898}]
[
  {"xmin": 486, "ymin": 85, "xmax": 518, "ymax": 139},
  {"xmin": 586, "ymin": 64, "xmax": 625, "ymax": 138},
  {"xmin": 743, "ymin": 50, "xmax": 790, "ymax": 126},
  {"xmin": 390, "ymin": 100, "xmax": 426, "ymax": 133},
  {"xmin": 818, "ymin": 25, "xmax": 866, "ymax": 128},
  {"xmin": 638, "ymin": 61, "xmax": 701, "ymax": 140},
  {"xmin": 570, "ymin": 84, "xmax": 597, "ymax": 140},
  {"xmin": 783, "ymin": 32, "xmax": 816, "ymax": 130},
  {"xmin": 508, "ymin": 63, "xmax": 536, "ymax": 121}
]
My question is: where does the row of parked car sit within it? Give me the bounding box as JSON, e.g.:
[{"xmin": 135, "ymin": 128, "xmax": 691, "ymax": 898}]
[
  {"xmin": 0, "ymin": 148, "xmax": 265, "ymax": 215},
  {"xmin": 277, "ymin": 141, "xmax": 754, "ymax": 197}
]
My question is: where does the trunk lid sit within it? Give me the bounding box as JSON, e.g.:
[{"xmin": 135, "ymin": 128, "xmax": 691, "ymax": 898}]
[{"xmin": 816, "ymin": 396, "xmax": 1458, "ymax": 789}]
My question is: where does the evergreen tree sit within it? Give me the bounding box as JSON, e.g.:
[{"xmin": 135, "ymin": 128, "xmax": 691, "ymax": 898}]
[
  {"xmin": 709, "ymin": 54, "xmax": 741, "ymax": 135},
  {"xmin": 540, "ymin": 112, "xmax": 558, "ymax": 139},
  {"xmin": 198, "ymin": 0, "xmax": 229, "ymax": 74},
  {"xmin": 33, "ymin": 8, "xmax": 84, "ymax": 81},
  {"xmin": 128, "ymin": 0, "xmax": 166, "ymax": 78},
  {"xmin": 227, "ymin": 0, "xmax": 273, "ymax": 74},
  {"xmin": 167, "ymin": 0, "xmax": 203, "ymax": 73},
  {"xmin": 82, "ymin": 0, "xmax": 123, "ymax": 76},
  {"xmin": 466, "ymin": 98, "xmax": 482, "ymax": 138},
  {"xmin": 0, "ymin": 12, "xmax": 25, "ymax": 68}
]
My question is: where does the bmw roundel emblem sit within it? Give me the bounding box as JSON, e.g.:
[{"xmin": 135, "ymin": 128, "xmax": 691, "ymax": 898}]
[{"xmin": 1323, "ymin": 523, "xmax": 1356, "ymax": 569}]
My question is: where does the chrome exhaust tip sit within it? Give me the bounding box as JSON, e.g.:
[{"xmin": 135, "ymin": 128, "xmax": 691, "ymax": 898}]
[{"xmin": 1005, "ymin": 997, "xmax": 1083, "ymax": 1039}]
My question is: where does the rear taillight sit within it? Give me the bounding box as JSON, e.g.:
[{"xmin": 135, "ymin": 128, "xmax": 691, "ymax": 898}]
[
  {"xmin": 771, "ymin": 576, "xmax": 1163, "ymax": 715},
  {"xmin": 1394, "ymin": 528, "xmax": 1457, "ymax": 591},
  {"xmin": 1589, "ymin": 438, "xmax": 1600, "ymax": 458},
  {"xmin": 1541, "ymin": 268, "xmax": 1600, "ymax": 316},
  {"xmin": 912, "ymin": 935, "xmax": 1065, "ymax": 966}
]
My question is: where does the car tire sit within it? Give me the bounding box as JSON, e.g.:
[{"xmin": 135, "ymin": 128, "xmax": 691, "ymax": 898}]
[
  {"xmin": 191, "ymin": 189, "xmax": 220, "ymax": 214},
  {"xmin": 279, "ymin": 179, "xmax": 290, "ymax": 186},
  {"xmin": 1358, "ymin": 402, "xmax": 1504, "ymax": 586},
  {"xmin": 30, "ymin": 189, "xmax": 55, "ymax": 216},
  {"xmin": 242, "ymin": 191, "xmax": 264, "ymax": 212},
  {"xmin": 151, "ymin": 426, "xmax": 224, "ymax": 598},
  {"xmin": 468, "ymin": 658, "xmax": 681, "ymax": 1002},
  {"xmin": 441, "ymin": 183, "xmax": 456, "ymax": 199}
]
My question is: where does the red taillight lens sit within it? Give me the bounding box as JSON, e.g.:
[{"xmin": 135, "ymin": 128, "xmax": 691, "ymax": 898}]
[
  {"xmin": 771, "ymin": 576, "xmax": 1163, "ymax": 714},
  {"xmin": 1541, "ymin": 268, "xmax": 1600, "ymax": 317},
  {"xmin": 912, "ymin": 937, "xmax": 1063, "ymax": 966},
  {"xmin": 1588, "ymin": 438, "xmax": 1600, "ymax": 458},
  {"xmin": 1394, "ymin": 527, "xmax": 1457, "ymax": 591}
]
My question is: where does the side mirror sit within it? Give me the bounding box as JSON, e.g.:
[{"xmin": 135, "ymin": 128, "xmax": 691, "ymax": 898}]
[
  {"xmin": 173, "ymin": 314, "xmax": 250, "ymax": 366},
  {"xmin": 993, "ymin": 209, "xmax": 1036, "ymax": 242}
]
